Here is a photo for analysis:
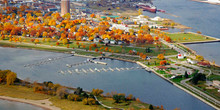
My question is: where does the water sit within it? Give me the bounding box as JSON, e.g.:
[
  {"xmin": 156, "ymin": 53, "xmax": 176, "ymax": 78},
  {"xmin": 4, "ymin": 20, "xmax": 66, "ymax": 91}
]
[
  {"xmin": 143, "ymin": 0, "xmax": 220, "ymax": 65},
  {"xmin": 186, "ymin": 42, "xmax": 220, "ymax": 65},
  {"xmin": 0, "ymin": 99, "xmax": 44, "ymax": 110},
  {"xmin": 145, "ymin": 0, "xmax": 220, "ymax": 38},
  {"xmin": 0, "ymin": 47, "xmax": 215, "ymax": 110}
]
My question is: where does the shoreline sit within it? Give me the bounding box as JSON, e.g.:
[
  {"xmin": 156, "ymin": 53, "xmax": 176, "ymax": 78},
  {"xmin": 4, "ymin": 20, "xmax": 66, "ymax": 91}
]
[
  {"xmin": 136, "ymin": 62, "xmax": 220, "ymax": 110},
  {"xmin": 192, "ymin": 0, "xmax": 220, "ymax": 5},
  {"xmin": 0, "ymin": 96, "xmax": 60, "ymax": 110},
  {"xmin": 0, "ymin": 38, "xmax": 220, "ymax": 109}
]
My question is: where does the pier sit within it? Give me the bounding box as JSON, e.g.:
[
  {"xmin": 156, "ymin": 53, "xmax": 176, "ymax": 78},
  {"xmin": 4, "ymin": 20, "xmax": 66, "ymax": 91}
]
[
  {"xmin": 24, "ymin": 55, "xmax": 74, "ymax": 67},
  {"xmin": 66, "ymin": 59, "xmax": 107, "ymax": 68},
  {"xmin": 58, "ymin": 67, "xmax": 141, "ymax": 75}
]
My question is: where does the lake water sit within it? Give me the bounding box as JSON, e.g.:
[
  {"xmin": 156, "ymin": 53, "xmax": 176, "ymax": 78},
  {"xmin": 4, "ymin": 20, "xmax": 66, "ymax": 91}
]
[
  {"xmin": 0, "ymin": 47, "xmax": 215, "ymax": 110},
  {"xmin": 144, "ymin": 0, "xmax": 220, "ymax": 65},
  {"xmin": 0, "ymin": 99, "xmax": 44, "ymax": 110},
  {"xmin": 186, "ymin": 42, "xmax": 220, "ymax": 65}
]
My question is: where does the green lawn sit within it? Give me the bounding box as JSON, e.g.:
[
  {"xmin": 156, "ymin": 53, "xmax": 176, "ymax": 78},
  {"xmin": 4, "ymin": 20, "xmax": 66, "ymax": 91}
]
[
  {"xmin": 189, "ymin": 81, "xmax": 220, "ymax": 101},
  {"xmin": 0, "ymin": 85, "xmax": 50, "ymax": 100},
  {"xmin": 207, "ymin": 75, "xmax": 220, "ymax": 81},
  {"xmin": 171, "ymin": 77, "xmax": 183, "ymax": 83},
  {"xmin": 170, "ymin": 57, "xmax": 187, "ymax": 61},
  {"xmin": 156, "ymin": 70, "xmax": 167, "ymax": 75},
  {"xmin": 97, "ymin": 97, "xmax": 159, "ymax": 110},
  {"xmin": 50, "ymin": 97, "xmax": 103, "ymax": 110},
  {"xmin": 166, "ymin": 32, "xmax": 216, "ymax": 43}
]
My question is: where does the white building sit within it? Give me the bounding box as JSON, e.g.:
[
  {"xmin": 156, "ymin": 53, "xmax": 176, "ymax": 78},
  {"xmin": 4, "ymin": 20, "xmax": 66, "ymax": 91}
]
[
  {"xmin": 187, "ymin": 59, "xmax": 197, "ymax": 64},
  {"xmin": 177, "ymin": 53, "xmax": 184, "ymax": 59}
]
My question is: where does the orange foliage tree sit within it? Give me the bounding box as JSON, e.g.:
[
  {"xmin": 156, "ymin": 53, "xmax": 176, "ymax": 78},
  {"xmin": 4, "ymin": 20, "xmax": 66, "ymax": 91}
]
[{"xmin": 157, "ymin": 54, "xmax": 165, "ymax": 60}]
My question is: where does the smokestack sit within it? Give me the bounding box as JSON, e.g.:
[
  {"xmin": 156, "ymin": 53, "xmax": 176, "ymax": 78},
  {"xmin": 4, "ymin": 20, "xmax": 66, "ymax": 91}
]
[{"xmin": 61, "ymin": 0, "xmax": 70, "ymax": 16}]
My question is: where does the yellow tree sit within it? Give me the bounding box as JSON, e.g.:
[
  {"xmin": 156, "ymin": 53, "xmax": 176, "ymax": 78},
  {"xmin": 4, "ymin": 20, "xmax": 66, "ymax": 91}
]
[
  {"xmin": 157, "ymin": 54, "xmax": 165, "ymax": 60},
  {"xmin": 6, "ymin": 72, "xmax": 17, "ymax": 85},
  {"xmin": 62, "ymin": 39, "xmax": 68, "ymax": 45},
  {"xmin": 196, "ymin": 55, "xmax": 204, "ymax": 61},
  {"xmin": 43, "ymin": 32, "xmax": 47, "ymax": 37},
  {"xmin": 138, "ymin": 9, "xmax": 143, "ymax": 15}
]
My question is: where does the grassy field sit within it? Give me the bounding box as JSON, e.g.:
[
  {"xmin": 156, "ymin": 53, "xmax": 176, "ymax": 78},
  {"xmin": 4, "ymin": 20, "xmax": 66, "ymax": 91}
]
[
  {"xmin": 189, "ymin": 81, "xmax": 220, "ymax": 101},
  {"xmin": 166, "ymin": 32, "xmax": 217, "ymax": 43},
  {"xmin": 97, "ymin": 97, "xmax": 159, "ymax": 110},
  {"xmin": 50, "ymin": 97, "xmax": 103, "ymax": 110},
  {"xmin": 207, "ymin": 75, "xmax": 220, "ymax": 81},
  {"xmin": 0, "ymin": 84, "xmax": 50, "ymax": 100}
]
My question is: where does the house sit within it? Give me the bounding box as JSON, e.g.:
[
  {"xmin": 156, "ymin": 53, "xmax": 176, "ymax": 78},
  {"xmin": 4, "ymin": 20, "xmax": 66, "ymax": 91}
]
[
  {"xmin": 110, "ymin": 40, "xmax": 116, "ymax": 44},
  {"xmin": 177, "ymin": 53, "xmax": 184, "ymax": 59},
  {"xmin": 156, "ymin": 66, "xmax": 167, "ymax": 70},
  {"xmin": 93, "ymin": 38, "xmax": 101, "ymax": 43},
  {"xmin": 197, "ymin": 62, "xmax": 211, "ymax": 67},
  {"xmin": 146, "ymin": 56, "xmax": 151, "ymax": 60},
  {"xmin": 187, "ymin": 59, "xmax": 197, "ymax": 64},
  {"xmin": 103, "ymin": 38, "xmax": 110, "ymax": 44},
  {"xmin": 213, "ymin": 80, "xmax": 220, "ymax": 89},
  {"xmin": 150, "ymin": 16, "xmax": 162, "ymax": 21},
  {"xmin": 117, "ymin": 40, "xmax": 124, "ymax": 45},
  {"xmin": 82, "ymin": 37, "xmax": 89, "ymax": 41}
]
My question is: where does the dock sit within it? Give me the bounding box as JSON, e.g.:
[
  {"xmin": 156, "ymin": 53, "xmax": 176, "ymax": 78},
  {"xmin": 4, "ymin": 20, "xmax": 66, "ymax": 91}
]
[{"xmin": 58, "ymin": 66, "xmax": 141, "ymax": 75}]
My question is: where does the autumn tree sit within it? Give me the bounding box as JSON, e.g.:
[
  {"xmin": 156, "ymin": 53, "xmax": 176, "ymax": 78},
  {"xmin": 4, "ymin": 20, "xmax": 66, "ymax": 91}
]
[
  {"xmin": 62, "ymin": 39, "xmax": 68, "ymax": 45},
  {"xmin": 197, "ymin": 31, "xmax": 202, "ymax": 34},
  {"xmin": 157, "ymin": 54, "xmax": 165, "ymax": 60},
  {"xmin": 91, "ymin": 88, "xmax": 104, "ymax": 96},
  {"xmin": 95, "ymin": 48, "xmax": 99, "ymax": 52},
  {"xmin": 196, "ymin": 55, "xmax": 204, "ymax": 61},
  {"xmin": 160, "ymin": 60, "xmax": 167, "ymax": 65},
  {"xmin": 90, "ymin": 13, "xmax": 95, "ymax": 18},
  {"xmin": 56, "ymin": 86, "xmax": 67, "ymax": 99},
  {"xmin": 6, "ymin": 71, "xmax": 17, "ymax": 85}
]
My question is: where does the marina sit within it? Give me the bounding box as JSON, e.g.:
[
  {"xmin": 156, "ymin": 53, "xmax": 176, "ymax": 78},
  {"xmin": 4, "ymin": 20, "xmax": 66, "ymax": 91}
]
[{"xmin": 0, "ymin": 47, "xmax": 215, "ymax": 110}]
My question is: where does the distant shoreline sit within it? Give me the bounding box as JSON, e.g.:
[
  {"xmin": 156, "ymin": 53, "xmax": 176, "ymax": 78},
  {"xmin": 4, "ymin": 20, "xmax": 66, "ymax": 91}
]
[{"xmin": 192, "ymin": 0, "xmax": 220, "ymax": 5}]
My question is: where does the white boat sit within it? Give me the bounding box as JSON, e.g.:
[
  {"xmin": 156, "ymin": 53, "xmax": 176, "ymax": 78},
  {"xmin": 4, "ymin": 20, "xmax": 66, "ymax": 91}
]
[
  {"xmin": 116, "ymin": 68, "xmax": 120, "ymax": 71},
  {"xmin": 109, "ymin": 67, "xmax": 114, "ymax": 71},
  {"xmin": 89, "ymin": 68, "xmax": 94, "ymax": 72},
  {"xmin": 68, "ymin": 70, "xmax": 72, "ymax": 74},
  {"xmin": 102, "ymin": 68, "xmax": 107, "ymax": 72},
  {"xmin": 82, "ymin": 69, "xmax": 87, "ymax": 73}
]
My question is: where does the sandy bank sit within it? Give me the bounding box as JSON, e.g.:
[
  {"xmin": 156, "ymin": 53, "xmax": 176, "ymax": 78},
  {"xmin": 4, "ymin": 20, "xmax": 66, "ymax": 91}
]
[{"xmin": 0, "ymin": 96, "xmax": 60, "ymax": 110}]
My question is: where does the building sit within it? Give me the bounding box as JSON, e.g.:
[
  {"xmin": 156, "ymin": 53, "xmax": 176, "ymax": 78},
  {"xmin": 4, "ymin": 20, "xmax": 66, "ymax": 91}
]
[
  {"xmin": 61, "ymin": 0, "xmax": 70, "ymax": 16},
  {"xmin": 213, "ymin": 80, "xmax": 220, "ymax": 89},
  {"xmin": 177, "ymin": 53, "xmax": 184, "ymax": 59},
  {"xmin": 197, "ymin": 61, "xmax": 211, "ymax": 67},
  {"xmin": 187, "ymin": 59, "xmax": 197, "ymax": 64}
]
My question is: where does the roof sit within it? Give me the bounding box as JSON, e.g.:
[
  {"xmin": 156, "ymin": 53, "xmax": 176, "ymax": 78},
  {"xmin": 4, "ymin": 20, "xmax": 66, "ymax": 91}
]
[
  {"xmin": 156, "ymin": 66, "xmax": 167, "ymax": 69},
  {"xmin": 198, "ymin": 62, "xmax": 210, "ymax": 66}
]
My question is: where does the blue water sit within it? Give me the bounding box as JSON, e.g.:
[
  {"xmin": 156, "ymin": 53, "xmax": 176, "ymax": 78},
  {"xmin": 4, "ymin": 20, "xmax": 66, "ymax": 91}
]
[
  {"xmin": 0, "ymin": 99, "xmax": 44, "ymax": 110},
  {"xmin": 143, "ymin": 0, "xmax": 220, "ymax": 65},
  {"xmin": 0, "ymin": 47, "xmax": 215, "ymax": 110}
]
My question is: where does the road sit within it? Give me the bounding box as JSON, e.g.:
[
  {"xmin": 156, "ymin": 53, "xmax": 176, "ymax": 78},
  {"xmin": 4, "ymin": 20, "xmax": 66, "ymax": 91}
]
[{"xmin": 181, "ymin": 78, "xmax": 220, "ymax": 106}]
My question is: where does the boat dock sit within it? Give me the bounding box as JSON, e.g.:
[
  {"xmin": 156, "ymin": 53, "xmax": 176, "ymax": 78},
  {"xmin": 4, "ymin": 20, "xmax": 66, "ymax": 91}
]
[
  {"xmin": 24, "ymin": 55, "xmax": 74, "ymax": 67},
  {"xmin": 58, "ymin": 67, "xmax": 141, "ymax": 75}
]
